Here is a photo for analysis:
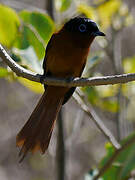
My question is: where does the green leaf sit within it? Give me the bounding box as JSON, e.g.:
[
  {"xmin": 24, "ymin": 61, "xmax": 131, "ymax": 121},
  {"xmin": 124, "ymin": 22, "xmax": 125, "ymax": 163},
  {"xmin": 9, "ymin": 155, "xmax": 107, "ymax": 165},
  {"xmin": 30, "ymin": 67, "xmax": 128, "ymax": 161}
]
[
  {"xmin": 118, "ymin": 147, "xmax": 135, "ymax": 179},
  {"xmin": 117, "ymin": 133, "xmax": 135, "ymax": 179},
  {"xmin": 0, "ymin": 4, "xmax": 20, "ymax": 48},
  {"xmin": 14, "ymin": 24, "xmax": 45, "ymax": 60},
  {"xmin": 100, "ymin": 143, "xmax": 115, "ymax": 167},
  {"xmin": 30, "ymin": 12, "xmax": 54, "ymax": 42},
  {"xmin": 19, "ymin": 10, "xmax": 54, "ymax": 43},
  {"xmin": 19, "ymin": 11, "xmax": 55, "ymax": 59},
  {"xmin": 14, "ymin": 25, "xmax": 30, "ymax": 50},
  {"xmin": 25, "ymin": 25, "xmax": 45, "ymax": 60},
  {"xmin": 100, "ymin": 132, "xmax": 135, "ymax": 180},
  {"xmin": 102, "ymin": 166, "xmax": 120, "ymax": 180},
  {"xmin": 0, "ymin": 67, "xmax": 9, "ymax": 77},
  {"xmin": 19, "ymin": 10, "xmax": 31, "ymax": 22},
  {"xmin": 55, "ymin": 0, "xmax": 72, "ymax": 12}
]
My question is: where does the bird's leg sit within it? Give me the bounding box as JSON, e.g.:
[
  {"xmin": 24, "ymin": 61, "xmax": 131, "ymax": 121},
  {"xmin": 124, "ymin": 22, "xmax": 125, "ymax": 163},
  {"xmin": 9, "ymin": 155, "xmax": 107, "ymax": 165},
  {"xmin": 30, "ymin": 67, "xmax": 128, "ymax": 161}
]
[{"xmin": 66, "ymin": 77, "xmax": 75, "ymax": 83}]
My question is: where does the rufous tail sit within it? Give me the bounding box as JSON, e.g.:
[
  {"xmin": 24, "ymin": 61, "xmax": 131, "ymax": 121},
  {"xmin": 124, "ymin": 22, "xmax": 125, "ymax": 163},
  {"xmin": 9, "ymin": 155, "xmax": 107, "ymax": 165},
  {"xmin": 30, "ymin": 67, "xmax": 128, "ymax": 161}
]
[{"xmin": 16, "ymin": 86, "xmax": 67, "ymax": 162}]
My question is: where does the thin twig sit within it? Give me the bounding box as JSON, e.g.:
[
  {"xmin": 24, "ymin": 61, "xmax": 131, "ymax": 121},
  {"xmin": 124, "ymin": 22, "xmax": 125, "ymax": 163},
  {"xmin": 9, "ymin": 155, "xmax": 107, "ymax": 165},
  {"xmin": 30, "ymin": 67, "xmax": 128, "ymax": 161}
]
[
  {"xmin": 1, "ymin": 44, "xmax": 135, "ymax": 87},
  {"xmin": 73, "ymin": 91, "xmax": 121, "ymax": 150},
  {"xmin": 93, "ymin": 134, "xmax": 135, "ymax": 180}
]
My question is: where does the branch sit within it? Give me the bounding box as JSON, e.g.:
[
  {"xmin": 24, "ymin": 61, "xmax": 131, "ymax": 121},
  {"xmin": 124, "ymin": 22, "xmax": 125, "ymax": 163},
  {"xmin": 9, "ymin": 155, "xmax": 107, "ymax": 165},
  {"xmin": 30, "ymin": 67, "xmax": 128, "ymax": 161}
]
[
  {"xmin": 1, "ymin": 44, "xmax": 135, "ymax": 87},
  {"xmin": 56, "ymin": 110, "xmax": 66, "ymax": 180},
  {"xmin": 73, "ymin": 91, "xmax": 121, "ymax": 150}
]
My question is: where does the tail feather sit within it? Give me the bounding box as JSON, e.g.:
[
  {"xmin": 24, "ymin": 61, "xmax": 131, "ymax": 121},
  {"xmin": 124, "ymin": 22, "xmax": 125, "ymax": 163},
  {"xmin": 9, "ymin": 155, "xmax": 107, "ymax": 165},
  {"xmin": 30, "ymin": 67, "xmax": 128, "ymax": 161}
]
[{"xmin": 16, "ymin": 86, "xmax": 67, "ymax": 162}]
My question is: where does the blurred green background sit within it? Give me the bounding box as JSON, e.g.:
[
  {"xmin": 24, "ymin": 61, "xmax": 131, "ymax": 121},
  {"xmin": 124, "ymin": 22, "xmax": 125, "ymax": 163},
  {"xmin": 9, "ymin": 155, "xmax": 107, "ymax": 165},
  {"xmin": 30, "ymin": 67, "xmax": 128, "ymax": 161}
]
[{"xmin": 0, "ymin": 0, "xmax": 135, "ymax": 179}]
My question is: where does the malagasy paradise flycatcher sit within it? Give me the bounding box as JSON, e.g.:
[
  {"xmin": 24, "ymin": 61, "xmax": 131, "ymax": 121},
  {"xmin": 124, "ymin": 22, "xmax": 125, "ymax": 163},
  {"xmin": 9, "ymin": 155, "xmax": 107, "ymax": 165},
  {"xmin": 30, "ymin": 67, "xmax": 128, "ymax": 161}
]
[{"xmin": 16, "ymin": 17, "xmax": 105, "ymax": 162}]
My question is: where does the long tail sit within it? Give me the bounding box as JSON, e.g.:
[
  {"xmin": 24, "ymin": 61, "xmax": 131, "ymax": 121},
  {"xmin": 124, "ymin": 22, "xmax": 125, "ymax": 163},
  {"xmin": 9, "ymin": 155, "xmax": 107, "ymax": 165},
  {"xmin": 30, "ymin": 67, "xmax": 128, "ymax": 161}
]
[{"xmin": 16, "ymin": 86, "xmax": 67, "ymax": 162}]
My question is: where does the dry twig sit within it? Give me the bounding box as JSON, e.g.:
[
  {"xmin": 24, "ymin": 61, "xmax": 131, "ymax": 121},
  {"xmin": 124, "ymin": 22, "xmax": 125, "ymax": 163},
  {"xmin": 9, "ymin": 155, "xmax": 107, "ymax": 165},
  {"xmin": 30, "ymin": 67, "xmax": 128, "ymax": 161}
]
[{"xmin": 73, "ymin": 91, "xmax": 121, "ymax": 150}]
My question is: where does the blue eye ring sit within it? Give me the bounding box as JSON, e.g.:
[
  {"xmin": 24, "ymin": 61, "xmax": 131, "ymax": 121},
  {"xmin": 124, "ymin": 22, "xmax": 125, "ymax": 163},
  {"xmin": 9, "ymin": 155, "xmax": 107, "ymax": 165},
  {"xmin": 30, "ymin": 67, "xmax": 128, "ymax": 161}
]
[{"xmin": 78, "ymin": 24, "xmax": 87, "ymax": 32}]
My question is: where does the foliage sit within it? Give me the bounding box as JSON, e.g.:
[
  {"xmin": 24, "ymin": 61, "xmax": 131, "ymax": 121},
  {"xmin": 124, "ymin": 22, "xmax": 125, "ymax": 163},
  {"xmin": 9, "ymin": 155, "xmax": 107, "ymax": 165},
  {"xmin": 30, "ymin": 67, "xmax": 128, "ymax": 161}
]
[
  {"xmin": 85, "ymin": 133, "xmax": 135, "ymax": 180},
  {"xmin": 0, "ymin": 4, "xmax": 55, "ymax": 92},
  {"xmin": 0, "ymin": 5, "xmax": 20, "ymax": 48}
]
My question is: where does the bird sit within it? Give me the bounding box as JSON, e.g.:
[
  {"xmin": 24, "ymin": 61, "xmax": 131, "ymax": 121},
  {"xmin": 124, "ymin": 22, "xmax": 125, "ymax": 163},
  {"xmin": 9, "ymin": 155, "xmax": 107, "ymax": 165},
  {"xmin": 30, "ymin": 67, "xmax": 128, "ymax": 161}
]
[{"xmin": 16, "ymin": 17, "xmax": 105, "ymax": 162}]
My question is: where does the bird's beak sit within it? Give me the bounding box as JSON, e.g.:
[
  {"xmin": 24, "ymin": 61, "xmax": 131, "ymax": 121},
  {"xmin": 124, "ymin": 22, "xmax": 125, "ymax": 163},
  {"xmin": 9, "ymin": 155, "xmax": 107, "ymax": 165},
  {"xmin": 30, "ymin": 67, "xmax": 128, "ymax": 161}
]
[{"xmin": 92, "ymin": 31, "xmax": 105, "ymax": 37}]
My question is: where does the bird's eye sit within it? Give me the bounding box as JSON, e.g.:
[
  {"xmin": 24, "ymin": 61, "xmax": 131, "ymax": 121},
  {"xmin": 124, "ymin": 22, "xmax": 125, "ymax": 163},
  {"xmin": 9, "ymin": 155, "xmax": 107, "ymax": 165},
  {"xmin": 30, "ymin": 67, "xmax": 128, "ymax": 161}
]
[{"xmin": 78, "ymin": 24, "xmax": 87, "ymax": 32}]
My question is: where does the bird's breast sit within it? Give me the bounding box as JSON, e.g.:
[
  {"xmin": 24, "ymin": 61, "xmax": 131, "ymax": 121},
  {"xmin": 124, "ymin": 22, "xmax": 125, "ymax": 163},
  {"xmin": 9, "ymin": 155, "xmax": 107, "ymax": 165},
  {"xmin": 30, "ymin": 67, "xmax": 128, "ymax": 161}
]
[{"xmin": 46, "ymin": 45, "xmax": 89, "ymax": 77}]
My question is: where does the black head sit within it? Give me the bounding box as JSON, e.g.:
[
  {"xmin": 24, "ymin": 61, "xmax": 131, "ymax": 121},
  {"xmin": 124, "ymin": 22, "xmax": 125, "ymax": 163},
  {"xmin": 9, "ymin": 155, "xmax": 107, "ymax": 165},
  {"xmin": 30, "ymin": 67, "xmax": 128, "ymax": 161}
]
[{"xmin": 64, "ymin": 17, "xmax": 105, "ymax": 37}]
